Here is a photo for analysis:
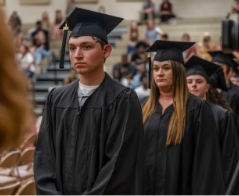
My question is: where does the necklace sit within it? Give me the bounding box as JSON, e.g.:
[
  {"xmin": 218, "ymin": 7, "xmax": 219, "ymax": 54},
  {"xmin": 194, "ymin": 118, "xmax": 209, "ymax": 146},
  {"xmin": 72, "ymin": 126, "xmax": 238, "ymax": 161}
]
[{"xmin": 160, "ymin": 98, "xmax": 171, "ymax": 103}]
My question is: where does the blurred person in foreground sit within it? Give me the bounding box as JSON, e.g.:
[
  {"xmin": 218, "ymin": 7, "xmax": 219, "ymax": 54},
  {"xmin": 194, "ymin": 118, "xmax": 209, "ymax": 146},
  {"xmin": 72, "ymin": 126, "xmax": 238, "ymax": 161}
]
[{"xmin": 0, "ymin": 8, "xmax": 34, "ymax": 150}]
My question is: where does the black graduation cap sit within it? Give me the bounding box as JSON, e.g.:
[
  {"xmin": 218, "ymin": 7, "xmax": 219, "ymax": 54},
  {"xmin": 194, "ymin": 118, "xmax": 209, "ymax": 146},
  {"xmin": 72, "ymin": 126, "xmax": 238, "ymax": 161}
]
[
  {"xmin": 185, "ymin": 55, "xmax": 227, "ymax": 91},
  {"xmin": 209, "ymin": 68, "xmax": 228, "ymax": 91},
  {"xmin": 145, "ymin": 40, "xmax": 195, "ymax": 64},
  {"xmin": 185, "ymin": 55, "xmax": 219, "ymax": 81},
  {"xmin": 58, "ymin": 7, "xmax": 123, "ymax": 68},
  {"xmin": 208, "ymin": 51, "xmax": 233, "ymax": 68},
  {"xmin": 145, "ymin": 40, "xmax": 195, "ymax": 88}
]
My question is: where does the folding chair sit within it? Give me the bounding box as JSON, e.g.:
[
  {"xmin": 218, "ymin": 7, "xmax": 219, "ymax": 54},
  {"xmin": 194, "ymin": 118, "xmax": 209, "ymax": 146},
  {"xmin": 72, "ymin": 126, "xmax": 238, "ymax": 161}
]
[
  {"xmin": 16, "ymin": 180, "xmax": 36, "ymax": 195},
  {"xmin": 15, "ymin": 147, "xmax": 35, "ymax": 181},
  {"xmin": 20, "ymin": 133, "xmax": 38, "ymax": 150},
  {"xmin": 0, "ymin": 181, "xmax": 20, "ymax": 195},
  {"xmin": 0, "ymin": 150, "xmax": 21, "ymax": 176},
  {"xmin": 0, "ymin": 175, "xmax": 19, "ymax": 187}
]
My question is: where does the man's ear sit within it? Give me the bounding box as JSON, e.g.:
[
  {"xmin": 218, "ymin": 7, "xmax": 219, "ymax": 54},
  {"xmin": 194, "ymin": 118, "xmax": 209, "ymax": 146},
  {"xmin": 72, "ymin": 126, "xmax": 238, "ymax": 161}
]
[
  {"xmin": 103, "ymin": 44, "xmax": 112, "ymax": 59},
  {"xmin": 205, "ymin": 83, "xmax": 210, "ymax": 93}
]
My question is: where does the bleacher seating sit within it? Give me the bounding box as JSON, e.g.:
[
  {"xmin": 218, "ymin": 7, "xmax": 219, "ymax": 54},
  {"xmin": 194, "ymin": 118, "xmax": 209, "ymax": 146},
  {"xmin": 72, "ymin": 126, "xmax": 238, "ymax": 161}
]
[{"xmin": 23, "ymin": 17, "xmax": 223, "ymax": 116}]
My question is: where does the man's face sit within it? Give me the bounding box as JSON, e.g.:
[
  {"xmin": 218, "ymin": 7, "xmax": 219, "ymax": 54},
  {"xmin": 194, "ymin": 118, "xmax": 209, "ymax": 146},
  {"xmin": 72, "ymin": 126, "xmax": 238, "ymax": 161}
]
[{"xmin": 68, "ymin": 36, "xmax": 111, "ymax": 75}]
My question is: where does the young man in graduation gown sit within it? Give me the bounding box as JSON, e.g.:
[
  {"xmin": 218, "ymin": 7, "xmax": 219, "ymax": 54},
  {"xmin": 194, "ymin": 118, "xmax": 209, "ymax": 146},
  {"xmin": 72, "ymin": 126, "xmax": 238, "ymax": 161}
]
[
  {"xmin": 210, "ymin": 51, "xmax": 239, "ymax": 121},
  {"xmin": 34, "ymin": 8, "xmax": 144, "ymax": 195}
]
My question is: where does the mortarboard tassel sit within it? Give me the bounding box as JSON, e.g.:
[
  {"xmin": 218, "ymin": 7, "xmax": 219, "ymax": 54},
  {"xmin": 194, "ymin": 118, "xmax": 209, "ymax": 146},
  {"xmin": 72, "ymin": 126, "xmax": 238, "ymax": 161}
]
[
  {"xmin": 147, "ymin": 52, "xmax": 152, "ymax": 89},
  {"xmin": 59, "ymin": 20, "xmax": 69, "ymax": 69}
]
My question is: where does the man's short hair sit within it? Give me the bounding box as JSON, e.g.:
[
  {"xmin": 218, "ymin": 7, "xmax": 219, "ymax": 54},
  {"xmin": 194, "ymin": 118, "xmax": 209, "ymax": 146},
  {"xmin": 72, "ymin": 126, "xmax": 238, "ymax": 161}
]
[{"xmin": 92, "ymin": 36, "xmax": 106, "ymax": 49}]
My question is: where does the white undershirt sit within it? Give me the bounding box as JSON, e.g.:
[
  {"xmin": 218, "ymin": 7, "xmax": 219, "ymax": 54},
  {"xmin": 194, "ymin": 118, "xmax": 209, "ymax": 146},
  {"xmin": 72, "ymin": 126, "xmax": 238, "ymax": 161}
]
[{"xmin": 79, "ymin": 82, "xmax": 99, "ymax": 95}]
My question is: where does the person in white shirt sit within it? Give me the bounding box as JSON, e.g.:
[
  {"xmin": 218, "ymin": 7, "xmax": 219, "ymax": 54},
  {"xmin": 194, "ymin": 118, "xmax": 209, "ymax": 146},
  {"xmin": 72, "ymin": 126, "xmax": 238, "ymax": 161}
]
[
  {"xmin": 145, "ymin": 19, "xmax": 164, "ymax": 46},
  {"xmin": 135, "ymin": 74, "xmax": 150, "ymax": 98},
  {"xmin": 16, "ymin": 44, "xmax": 35, "ymax": 77}
]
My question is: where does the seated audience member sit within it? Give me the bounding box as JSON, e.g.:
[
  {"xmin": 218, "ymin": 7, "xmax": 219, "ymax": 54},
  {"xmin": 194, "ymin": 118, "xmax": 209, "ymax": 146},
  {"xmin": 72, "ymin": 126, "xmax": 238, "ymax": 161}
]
[
  {"xmin": 159, "ymin": 0, "xmax": 175, "ymax": 24},
  {"xmin": 145, "ymin": 19, "xmax": 164, "ymax": 46},
  {"xmin": 34, "ymin": 31, "xmax": 52, "ymax": 67},
  {"xmin": 0, "ymin": 8, "xmax": 34, "ymax": 150},
  {"xmin": 129, "ymin": 64, "xmax": 147, "ymax": 89},
  {"xmin": 52, "ymin": 10, "xmax": 64, "ymax": 40},
  {"xmin": 131, "ymin": 41, "xmax": 149, "ymax": 66},
  {"xmin": 197, "ymin": 32, "xmax": 215, "ymax": 61},
  {"xmin": 181, "ymin": 33, "xmax": 197, "ymax": 62},
  {"xmin": 41, "ymin": 11, "xmax": 53, "ymax": 40},
  {"xmin": 8, "ymin": 11, "xmax": 22, "ymax": 36},
  {"xmin": 16, "ymin": 44, "xmax": 35, "ymax": 78},
  {"xmin": 31, "ymin": 21, "xmax": 49, "ymax": 51},
  {"xmin": 112, "ymin": 54, "xmax": 137, "ymax": 80},
  {"xmin": 135, "ymin": 75, "xmax": 150, "ymax": 98},
  {"xmin": 226, "ymin": 0, "xmax": 239, "ymax": 20},
  {"xmin": 127, "ymin": 21, "xmax": 141, "ymax": 54},
  {"xmin": 112, "ymin": 69, "xmax": 129, "ymax": 87},
  {"xmin": 161, "ymin": 33, "xmax": 169, "ymax": 41},
  {"xmin": 140, "ymin": 0, "xmax": 155, "ymax": 21}
]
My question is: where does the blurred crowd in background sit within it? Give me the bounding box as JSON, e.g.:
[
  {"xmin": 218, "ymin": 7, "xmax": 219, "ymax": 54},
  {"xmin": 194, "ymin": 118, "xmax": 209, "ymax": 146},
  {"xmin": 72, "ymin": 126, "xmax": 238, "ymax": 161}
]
[{"xmin": 7, "ymin": 0, "xmax": 239, "ymax": 99}]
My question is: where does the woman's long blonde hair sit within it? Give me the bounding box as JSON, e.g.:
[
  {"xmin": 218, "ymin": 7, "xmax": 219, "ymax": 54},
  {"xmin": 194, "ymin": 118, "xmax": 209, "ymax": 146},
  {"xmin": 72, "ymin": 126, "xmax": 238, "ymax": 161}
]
[
  {"xmin": 0, "ymin": 8, "xmax": 34, "ymax": 150},
  {"xmin": 142, "ymin": 60, "xmax": 190, "ymax": 146}
]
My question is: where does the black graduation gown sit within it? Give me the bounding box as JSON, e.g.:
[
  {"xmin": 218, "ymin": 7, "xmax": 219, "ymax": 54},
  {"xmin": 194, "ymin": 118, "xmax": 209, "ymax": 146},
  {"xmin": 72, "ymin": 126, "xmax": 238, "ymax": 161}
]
[
  {"xmin": 140, "ymin": 95, "xmax": 225, "ymax": 195},
  {"xmin": 34, "ymin": 73, "xmax": 144, "ymax": 195},
  {"xmin": 208, "ymin": 102, "xmax": 239, "ymax": 189},
  {"xmin": 222, "ymin": 81, "xmax": 239, "ymax": 120}
]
